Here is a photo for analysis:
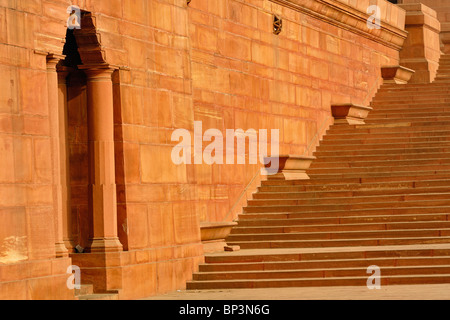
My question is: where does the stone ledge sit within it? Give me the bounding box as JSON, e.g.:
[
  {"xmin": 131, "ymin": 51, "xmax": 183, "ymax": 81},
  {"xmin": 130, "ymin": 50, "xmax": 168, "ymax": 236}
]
[
  {"xmin": 269, "ymin": 0, "xmax": 408, "ymax": 50},
  {"xmin": 331, "ymin": 103, "xmax": 373, "ymax": 125},
  {"xmin": 381, "ymin": 65, "xmax": 416, "ymax": 84},
  {"xmin": 264, "ymin": 155, "xmax": 316, "ymax": 180}
]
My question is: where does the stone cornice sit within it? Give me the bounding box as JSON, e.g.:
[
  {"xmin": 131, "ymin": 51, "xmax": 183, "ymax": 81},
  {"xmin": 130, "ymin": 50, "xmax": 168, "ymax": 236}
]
[{"xmin": 269, "ymin": 0, "xmax": 408, "ymax": 50}]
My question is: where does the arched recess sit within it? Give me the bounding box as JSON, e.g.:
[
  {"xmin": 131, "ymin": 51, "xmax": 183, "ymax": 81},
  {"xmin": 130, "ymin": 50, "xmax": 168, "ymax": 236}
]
[{"xmin": 58, "ymin": 10, "xmax": 128, "ymax": 253}]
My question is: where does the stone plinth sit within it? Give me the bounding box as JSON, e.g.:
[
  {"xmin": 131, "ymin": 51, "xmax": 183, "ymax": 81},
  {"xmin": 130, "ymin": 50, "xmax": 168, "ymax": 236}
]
[
  {"xmin": 398, "ymin": 3, "xmax": 441, "ymax": 83},
  {"xmin": 400, "ymin": 0, "xmax": 450, "ymax": 54},
  {"xmin": 200, "ymin": 222, "xmax": 238, "ymax": 253},
  {"xmin": 264, "ymin": 155, "xmax": 316, "ymax": 180},
  {"xmin": 331, "ymin": 104, "xmax": 373, "ymax": 125},
  {"xmin": 381, "ymin": 66, "xmax": 416, "ymax": 85}
]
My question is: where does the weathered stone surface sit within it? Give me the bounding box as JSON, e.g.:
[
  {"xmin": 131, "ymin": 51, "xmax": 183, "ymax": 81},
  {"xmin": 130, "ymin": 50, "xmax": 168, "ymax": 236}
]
[{"xmin": 0, "ymin": 0, "xmax": 409, "ymax": 300}]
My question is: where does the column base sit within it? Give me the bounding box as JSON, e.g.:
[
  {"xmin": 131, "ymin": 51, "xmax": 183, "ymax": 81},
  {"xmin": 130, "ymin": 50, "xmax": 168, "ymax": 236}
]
[
  {"xmin": 88, "ymin": 237, "xmax": 123, "ymax": 253},
  {"xmin": 55, "ymin": 242, "xmax": 70, "ymax": 258}
]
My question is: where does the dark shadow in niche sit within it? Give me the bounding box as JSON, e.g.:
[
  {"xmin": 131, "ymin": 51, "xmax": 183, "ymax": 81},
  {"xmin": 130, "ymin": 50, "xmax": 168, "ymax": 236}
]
[{"xmin": 63, "ymin": 29, "xmax": 83, "ymax": 69}]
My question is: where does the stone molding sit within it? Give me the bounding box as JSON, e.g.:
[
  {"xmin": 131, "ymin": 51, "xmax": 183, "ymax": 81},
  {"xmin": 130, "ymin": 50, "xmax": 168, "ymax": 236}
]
[
  {"xmin": 381, "ymin": 65, "xmax": 415, "ymax": 84},
  {"xmin": 269, "ymin": 0, "xmax": 408, "ymax": 50},
  {"xmin": 331, "ymin": 103, "xmax": 373, "ymax": 125},
  {"xmin": 265, "ymin": 155, "xmax": 316, "ymax": 180},
  {"xmin": 200, "ymin": 222, "xmax": 238, "ymax": 253}
]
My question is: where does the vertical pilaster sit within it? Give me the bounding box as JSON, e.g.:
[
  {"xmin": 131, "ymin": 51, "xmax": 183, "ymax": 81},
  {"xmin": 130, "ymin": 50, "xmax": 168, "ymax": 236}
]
[
  {"xmin": 82, "ymin": 65, "xmax": 122, "ymax": 253},
  {"xmin": 57, "ymin": 65, "xmax": 75, "ymax": 253},
  {"xmin": 47, "ymin": 54, "xmax": 69, "ymax": 258}
]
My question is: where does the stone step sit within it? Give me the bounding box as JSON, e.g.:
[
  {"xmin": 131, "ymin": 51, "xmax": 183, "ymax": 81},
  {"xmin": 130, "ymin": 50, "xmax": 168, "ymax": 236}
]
[
  {"xmin": 248, "ymin": 193, "xmax": 450, "ymax": 207},
  {"xmin": 198, "ymin": 256, "xmax": 450, "ymax": 272},
  {"xmin": 269, "ymin": 174, "xmax": 450, "ymax": 187},
  {"xmin": 74, "ymin": 284, "xmax": 94, "ymax": 297},
  {"xmin": 231, "ymin": 222, "xmax": 450, "ymax": 235},
  {"xmin": 77, "ymin": 293, "xmax": 119, "ymax": 300},
  {"xmin": 316, "ymin": 141, "xmax": 450, "ymax": 151},
  {"xmin": 320, "ymin": 136, "xmax": 450, "ymax": 146},
  {"xmin": 241, "ymin": 205, "xmax": 450, "ymax": 218},
  {"xmin": 378, "ymin": 83, "xmax": 450, "ymax": 90},
  {"xmin": 375, "ymin": 90, "xmax": 450, "ymax": 97},
  {"xmin": 310, "ymin": 158, "xmax": 450, "ymax": 169},
  {"xmin": 370, "ymin": 107, "xmax": 450, "ymax": 115},
  {"xmin": 364, "ymin": 117, "xmax": 450, "ymax": 125},
  {"xmin": 192, "ymin": 265, "xmax": 450, "ymax": 281},
  {"xmin": 187, "ymin": 274, "xmax": 450, "ymax": 290},
  {"xmin": 372, "ymin": 96, "xmax": 450, "ymax": 103},
  {"xmin": 237, "ymin": 213, "xmax": 449, "ymax": 227},
  {"xmin": 244, "ymin": 198, "xmax": 450, "ymax": 213},
  {"xmin": 255, "ymin": 186, "xmax": 450, "ymax": 199},
  {"xmin": 314, "ymin": 145, "xmax": 450, "ymax": 156},
  {"xmin": 226, "ymin": 236, "xmax": 450, "ymax": 250},
  {"xmin": 371, "ymin": 102, "xmax": 450, "ymax": 110},
  {"xmin": 259, "ymin": 179, "xmax": 450, "ymax": 192},
  {"xmin": 251, "ymin": 191, "xmax": 450, "ymax": 204},
  {"xmin": 307, "ymin": 165, "xmax": 450, "ymax": 175},
  {"xmin": 327, "ymin": 124, "xmax": 450, "ymax": 134},
  {"xmin": 227, "ymin": 228, "xmax": 450, "ymax": 242},
  {"xmin": 204, "ymin": 246, "xmax": 450, "ymax": 264},
  {"xmin": 368, "ymin": 112, "xmax": 450, "ymax": 120},
  {"xmin": 323, "ymin": 130, "xmax": 450, "ymax": 141}
]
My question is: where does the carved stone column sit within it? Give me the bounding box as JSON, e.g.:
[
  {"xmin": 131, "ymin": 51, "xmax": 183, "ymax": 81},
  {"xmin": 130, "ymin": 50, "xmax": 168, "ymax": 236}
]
[
  {"xmin": 81, "ymin": 65, "xmax": 122, "ymax": 253},
  {"xmin": 56, "ymin": 65, "xmax": 75, "ymax": 253},
  {"xmin": 47, "ymin": 54, "xmax": 69, "ymax": 258}
]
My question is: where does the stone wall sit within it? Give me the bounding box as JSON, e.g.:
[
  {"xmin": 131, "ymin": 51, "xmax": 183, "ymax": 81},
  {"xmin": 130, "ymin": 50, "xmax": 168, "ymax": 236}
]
[{"xmin": 0, "ymin": 0, "xmax": 407, "ymax": 299}]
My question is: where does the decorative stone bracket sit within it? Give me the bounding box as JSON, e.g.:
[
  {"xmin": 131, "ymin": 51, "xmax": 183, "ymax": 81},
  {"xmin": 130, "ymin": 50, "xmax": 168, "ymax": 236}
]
[
  {"xmin": 331, "ymin": 103, "xmax": 373, "ymax": 125},
  {"xmin": 381, "ymin": 66, "xmax": 415, "ymax": 85},
  {"xmin": 200, "ymin": 222, "xmax": 238, "ymax": 253},
  {"xmin": 264, "ymin": 155, "xmax": 316, "ymax": 180}
]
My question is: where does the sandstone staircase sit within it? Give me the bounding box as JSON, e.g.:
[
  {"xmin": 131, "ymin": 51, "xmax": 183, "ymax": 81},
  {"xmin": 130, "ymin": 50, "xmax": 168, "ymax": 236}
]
[{"xmin": 187, "ymin": 55, "xmax": 450, "ymax": 290}]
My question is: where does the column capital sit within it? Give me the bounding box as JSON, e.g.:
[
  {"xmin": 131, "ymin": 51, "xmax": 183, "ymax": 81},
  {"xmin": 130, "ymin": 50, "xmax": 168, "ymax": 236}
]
[
  {"xmin": 79, "ymin": 64, "xmax": 118, "ymax": 81},
  {"xmin": 46, "ymin": 54, "xmax": 66, "ymax": 71}
]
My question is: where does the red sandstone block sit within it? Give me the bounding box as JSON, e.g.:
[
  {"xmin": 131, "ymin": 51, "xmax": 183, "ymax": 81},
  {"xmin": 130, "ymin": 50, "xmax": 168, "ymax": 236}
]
[
  {"xmin": 0, "ymin": 136, "xmax": 15, "ymax": 183},
  {"xmin": 149, "ymin": 1, "xmax": 173, "ymax": 32},
  {"xmin": 173, "ymin": 202, "xmax": 200, "ymax": 244},
  {"xmin": 26, "ymin": 207, "xmax": 55, "ymax": 260},
  {"xmin": 148, "ymin": 203, "xmax": 175, "ymax": 247},
  {"xmin": 123, "ymin": 38, "xmax": 147, "ymax": 69},
  {"xmin": 122, "ymin": 0, "xmax": 147, "ymax": 25},
  {"xmin": 0, "ymin": 8, "xmax": 6, "ymax": 44},
  {"xmin": 122, "ymin": 142, "xmax": 141, "ymax": 184},
  {"xmin": 33, "ymin": 138, "xmax": 52, "ymax": 184},
  {"xmin": 0, "ymin": 281, "xmax": 28, "ymax": 300},
  {"xmin": 121, "ymin": 263, "xmax": 157, "ymax": 300},
  {"xmin": 0, "ymin": 185, "xmax": 26, "ymax": 207},
  {"xmin": 173, "ymin": 6, "xmax": 188, "ymax": 36},
  {"xmin": 218, "ymin": 33, "xmax": 251, "ymax": 61},
  {"xmin": 0, "ymin": 65, "xmax": 18, "ymax": 114},
  {"xmin": 156, "ymin": 261, "xmax": 176, "ymax": 294},
  {"xmin": 127, "ymin": 204, "xmax": 149, "ymax": 250},
  {"xmin": 18, "ymin": 69, "xmax": 48, "ymax": 116},
  {"xmin": 6, "ymin": 9, "xmax": 38, "ymax": 48},
  {"xmin": 252, "ymin": 42, "xmax": 274, "ymax": 66}
]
